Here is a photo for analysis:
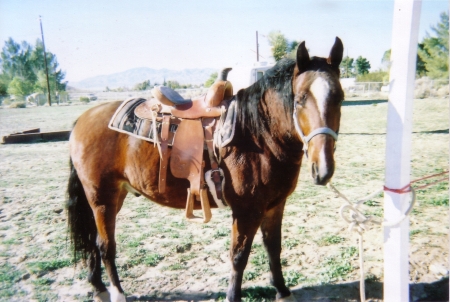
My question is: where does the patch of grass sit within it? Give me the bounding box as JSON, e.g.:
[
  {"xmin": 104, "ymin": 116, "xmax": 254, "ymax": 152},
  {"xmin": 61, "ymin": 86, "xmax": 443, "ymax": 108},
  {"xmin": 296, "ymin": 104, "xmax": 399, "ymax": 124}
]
[
  {"xmin": 32, "ymin": 277, "xmax": 54, "ymax": 286},
  {"xmin": 223, "ymin": 238, "xmax": 230, "ymax": 251},
  {"xmin": 27, "ymin": 259, "xmax": 72, "ymax": 275},
  {"xmin": 144, "ymin": 253, "xmax": 165, "ymax": 266},
  {"xmin": 0, "ymin": 262, "xmax": 22, "ymax": 283},
  {"xmin": 0, "ymin": 262, "xmax": 26, "ymax": 299},
  {"xmin": 283, "ymin": 270, "xmax": 306, "ymax": 287},
  {"xmin": 125, "ymin": 238, "xmax": 141, "ymax": 248},
  {"xmin": 179, "ymin": 253, "xmax": 196, "ymax": 262},
  {"xmin": 410, "ymin": 228, "xmax": 429, "ymax": 236},
  {"xmin": 213, "ymin": 227, "xmax": 229, "ymax": 239},
  {"xmin": 340, "ymin": 246, "xmax": 358, "ymax": 258},
  {"xmin": 283, "ymin": 238, "xmax": 299, "ymax": 250},
  {"xmin": 165, "ymin": 263, "xmax": 186, "ymax": 270},
  {"xmin": 365, "ymin": 200, "xmax": 380, "ymax": 207},
  {"xmin": 297, "ymin": 226, "xmax": 306, "ymax": 234},
  {"xmin": 168, "ymin": 231, "xmax": 180, "ymax": 238},
  {"xmin": 33, "ymin": 290, "xmax": 59, "ymax": 302},
  {"xmin": 319, "ymin": 246, "xmax": 358, "ymax": 283},
  {"xmin": 424, "ymin": 197, "xmax": 449, "ymax": 206},
  {"xmin": 250, "ymin": 248, "xmax": 268, "ymax": 268},
  {"xmin": 243, "ymin": 270, "xmax": 260, "ymax": 281},
  {"xmin": 318, "ymin": 234, "xmax": 345, "ymax": 246},
  {"xmin": 2, "ymin": 238, "xmax": 19, "ymax": 245},
  {"xmin": 174, "ymin": 242, "xmax": 192, "ymax": 253},
  {"xmin": 242, "ymin": 286, "xmax": 277, "ymax": 302},
  {"xmin": 170, "ymin": 221, "xmax": 186, "ymax": 228}
]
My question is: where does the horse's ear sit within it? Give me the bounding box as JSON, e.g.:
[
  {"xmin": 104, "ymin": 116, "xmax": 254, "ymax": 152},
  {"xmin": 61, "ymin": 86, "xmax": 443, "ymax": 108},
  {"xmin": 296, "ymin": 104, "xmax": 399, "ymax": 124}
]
[
  {"xmin": 327, "ymin": 37, "xmax": 344, "ymax": 67},
  {"xmin": 296, "ymin": 41, "xmax": 310, "ymax": 71}
]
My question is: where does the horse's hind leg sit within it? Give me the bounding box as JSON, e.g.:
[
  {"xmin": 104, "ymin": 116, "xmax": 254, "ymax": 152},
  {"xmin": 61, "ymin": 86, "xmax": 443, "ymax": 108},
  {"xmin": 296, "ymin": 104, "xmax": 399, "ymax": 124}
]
[
  {"xmin": 88, "ymin": 247, "xmax": 109, "ymax": 301},
  {"xmin": 86, "ymin": 186, "xmax": 128, "ymax": 302},
  {"xmin": 260, "ymin": 201, "xmax": 292, "ymax": 300},
  {"xmin": 227, "ymin": 213, "xmax": 262, "ymax": 302}
]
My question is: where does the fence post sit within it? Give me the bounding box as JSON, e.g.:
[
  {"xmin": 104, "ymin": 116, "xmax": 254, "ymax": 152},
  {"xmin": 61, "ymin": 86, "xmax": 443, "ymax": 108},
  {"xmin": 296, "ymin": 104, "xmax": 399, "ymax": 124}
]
[{"xmin": 384, "ymin": 1, "xmax": 421, "ymax": 301}]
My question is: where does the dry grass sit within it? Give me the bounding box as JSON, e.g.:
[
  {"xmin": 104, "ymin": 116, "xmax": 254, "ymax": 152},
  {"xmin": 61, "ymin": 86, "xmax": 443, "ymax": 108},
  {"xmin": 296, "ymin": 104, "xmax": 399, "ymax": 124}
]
[{"xmin": 0, "ymin": 98, "xmax": 448, "ymax": 301}]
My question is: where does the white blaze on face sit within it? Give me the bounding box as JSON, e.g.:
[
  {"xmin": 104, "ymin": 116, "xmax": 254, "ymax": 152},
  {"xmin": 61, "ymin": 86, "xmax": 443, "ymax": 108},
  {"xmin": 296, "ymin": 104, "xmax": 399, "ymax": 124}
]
[
  {"xmin": 310, "ymin": 77, "xmax": 330, "ymax": 120},
  {"xmin": 319, "ymin": 144, "xmax": 329, "ymax": 178}
]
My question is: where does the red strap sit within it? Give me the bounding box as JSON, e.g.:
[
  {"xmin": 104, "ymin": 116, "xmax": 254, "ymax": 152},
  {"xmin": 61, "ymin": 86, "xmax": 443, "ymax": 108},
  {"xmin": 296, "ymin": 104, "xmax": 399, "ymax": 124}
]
[{"xmin": 383, "ymin": 183, "xmax": 411, "ymax": 194}]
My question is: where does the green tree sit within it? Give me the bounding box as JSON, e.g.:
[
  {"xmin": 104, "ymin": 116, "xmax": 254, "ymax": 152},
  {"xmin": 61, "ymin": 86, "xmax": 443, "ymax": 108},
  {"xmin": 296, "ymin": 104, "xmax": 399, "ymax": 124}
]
[
  {"xmin": 418, "ymin": 12, "xmax": 448, "ymax": 79},
  {"xmin": 268, "ymin": 31, "xmax": 288, "ymax": 61},
  {"xmin": 31, "ymin": 39, "xmax": 66, "ymax": 92},
  {"xmin": 167, "ymin": 80, "xmax": 181, "ymax": 89},
  {"xmin": 1, "ymin": 38, "xmax": 35, "ymax": 83},
  {"xmin": 0, "ymin": 74, "xmax": 9, "ymax": 97},
  {"xmin": 7, "ymin": 76, "xmax": 34, "ymax": 98},
  {"xmin": 340, "ymin": 56, "xmax": 355, "ymax": 78},
  {"xmin": 286, "ymin": 40, "xmax": 301, "ymax": 59},
  {"xmin": 0, "ymin": 37, "xmax": 66, "ymax": 98},
  {"xmin": 204, "ymin": 72, "xmax": 217, "ymax": 88},
  {"xmin": 133, "ymin": 80, "xmax": 151, "ymax": 91},
  {"xmin": 355, "ymin": 56, "xmax": 371, "ymax": 75},
  {"xmin": 382, "ymin": 48, "xmax": 427, "ymax": 77}
]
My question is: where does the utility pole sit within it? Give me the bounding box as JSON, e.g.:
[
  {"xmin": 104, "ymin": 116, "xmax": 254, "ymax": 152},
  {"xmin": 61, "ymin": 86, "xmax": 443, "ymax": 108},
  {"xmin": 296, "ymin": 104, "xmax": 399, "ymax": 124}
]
[
  {"xmin": 39, "ymin": 16, "xmax": 52, "ymax": 106},
  {"xmin": 256, "ymin": 31, "xmax": 259, "ymax": 62}
]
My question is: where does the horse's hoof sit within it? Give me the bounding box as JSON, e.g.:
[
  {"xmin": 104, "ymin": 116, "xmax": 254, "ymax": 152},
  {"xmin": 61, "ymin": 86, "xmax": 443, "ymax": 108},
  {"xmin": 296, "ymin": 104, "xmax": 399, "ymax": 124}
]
[
  {"xmin": 277, "ymin": 293, "xmax": 298, "ymax": 302},
  {"xmin": 93, "ymin": 291, "xmax": 111, "ymax": 302},
  {"xmin": 109, "ymin": 286, "xmax": 127, "ymax": 302}
]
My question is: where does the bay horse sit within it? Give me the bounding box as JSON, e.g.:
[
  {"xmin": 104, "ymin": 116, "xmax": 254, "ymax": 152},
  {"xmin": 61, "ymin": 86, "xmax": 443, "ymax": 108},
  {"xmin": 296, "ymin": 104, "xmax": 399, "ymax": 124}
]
[{"xmin": 67, "ymin": 37, "xmax": 344, "ymax": 302}]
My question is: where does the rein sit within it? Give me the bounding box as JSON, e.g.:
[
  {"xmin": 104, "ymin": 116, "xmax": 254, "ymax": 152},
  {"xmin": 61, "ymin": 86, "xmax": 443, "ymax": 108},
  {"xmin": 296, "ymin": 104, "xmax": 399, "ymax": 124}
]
[{"xmin": 293, "ymin": 104, "xmax": 338, "ymax": 158}]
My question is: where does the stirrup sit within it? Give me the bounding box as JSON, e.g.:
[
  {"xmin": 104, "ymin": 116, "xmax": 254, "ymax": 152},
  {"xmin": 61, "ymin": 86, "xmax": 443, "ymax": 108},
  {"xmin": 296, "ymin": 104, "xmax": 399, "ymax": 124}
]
[{"xmin": 185, "ymin": 188, "xmax": 212, "ymax": 223}]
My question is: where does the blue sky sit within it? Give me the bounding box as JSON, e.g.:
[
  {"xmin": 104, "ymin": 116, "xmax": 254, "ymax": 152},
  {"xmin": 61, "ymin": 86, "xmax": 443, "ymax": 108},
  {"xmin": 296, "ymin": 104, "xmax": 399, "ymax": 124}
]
[{"xmin": 0, "ymin": 0, "xmax": 448, "ymax": 83}]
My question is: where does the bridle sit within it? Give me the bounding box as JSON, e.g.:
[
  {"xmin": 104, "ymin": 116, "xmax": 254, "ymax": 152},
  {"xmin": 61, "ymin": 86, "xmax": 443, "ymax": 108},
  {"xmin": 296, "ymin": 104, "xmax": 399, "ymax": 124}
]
[{"xmin": 293, "ymin": 103, "xmax": 338, "ymax": 159}]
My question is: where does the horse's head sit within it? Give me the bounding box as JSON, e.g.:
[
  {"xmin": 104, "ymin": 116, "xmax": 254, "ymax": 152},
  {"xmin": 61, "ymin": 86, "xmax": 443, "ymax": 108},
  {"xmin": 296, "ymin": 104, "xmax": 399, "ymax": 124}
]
[{"xmin": 292, "ymin": 37, "xmax": 344, "ymax": 185}]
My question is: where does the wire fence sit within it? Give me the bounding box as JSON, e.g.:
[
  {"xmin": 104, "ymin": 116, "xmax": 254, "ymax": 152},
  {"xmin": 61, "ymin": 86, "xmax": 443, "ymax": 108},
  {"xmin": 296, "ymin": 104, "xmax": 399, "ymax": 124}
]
[
  {"xmin": 343, "ymin": 78, "xmax": 449, "ymax": 99},
  {"xmin": 68, "ymin": 88, "xmax": 209, "ymax": 103}
]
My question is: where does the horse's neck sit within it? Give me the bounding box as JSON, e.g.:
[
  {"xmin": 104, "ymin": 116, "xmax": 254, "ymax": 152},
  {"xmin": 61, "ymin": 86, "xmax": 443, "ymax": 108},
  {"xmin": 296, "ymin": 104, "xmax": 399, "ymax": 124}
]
[{"xmin": 238, "ymin": 96, "xmax": 302, "ymax": 163}]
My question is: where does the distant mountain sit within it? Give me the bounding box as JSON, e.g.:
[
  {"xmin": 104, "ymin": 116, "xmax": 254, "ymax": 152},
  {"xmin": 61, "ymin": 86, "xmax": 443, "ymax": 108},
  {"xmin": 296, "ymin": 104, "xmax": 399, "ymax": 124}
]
[{"xmin": 70, "ymin": 67, "xmax": 216, "ymax": 90}]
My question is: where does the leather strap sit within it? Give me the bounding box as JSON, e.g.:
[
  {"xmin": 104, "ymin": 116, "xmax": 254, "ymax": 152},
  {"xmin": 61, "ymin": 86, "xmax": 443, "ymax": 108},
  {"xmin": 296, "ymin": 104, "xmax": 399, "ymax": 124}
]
[
  {"xmin": 204, "ymin": 118, "xmax": 223, "ymax": 200},
  {"xmin": 159, "ymin": 115, "xmax": 171, "ymax": 194}
]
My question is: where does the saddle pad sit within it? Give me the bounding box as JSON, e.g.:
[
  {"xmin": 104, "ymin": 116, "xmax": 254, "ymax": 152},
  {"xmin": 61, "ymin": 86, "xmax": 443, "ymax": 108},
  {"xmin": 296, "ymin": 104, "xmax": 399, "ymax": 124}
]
[
  {"xmin": 108, "ymin": 98, "xmax": 177, "ymax": 145},
  {"xmin": 214, "ymin": 98, "xmax": 237, "ymax": 148}
]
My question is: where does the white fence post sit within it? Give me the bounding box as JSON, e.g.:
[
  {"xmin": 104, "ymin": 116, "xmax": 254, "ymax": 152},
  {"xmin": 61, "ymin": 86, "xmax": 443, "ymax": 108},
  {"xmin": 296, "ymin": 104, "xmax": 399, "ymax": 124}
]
[{"xmin": 384, "ymin": 1, "xmax": 421, "ymax": 301}]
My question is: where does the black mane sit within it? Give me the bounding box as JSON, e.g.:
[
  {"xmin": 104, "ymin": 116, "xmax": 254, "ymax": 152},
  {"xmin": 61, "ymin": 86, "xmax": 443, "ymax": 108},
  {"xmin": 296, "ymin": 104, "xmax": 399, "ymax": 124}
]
[{"xmin": 236, "ymin": 58, "xmax": 296, "ymax": 137}]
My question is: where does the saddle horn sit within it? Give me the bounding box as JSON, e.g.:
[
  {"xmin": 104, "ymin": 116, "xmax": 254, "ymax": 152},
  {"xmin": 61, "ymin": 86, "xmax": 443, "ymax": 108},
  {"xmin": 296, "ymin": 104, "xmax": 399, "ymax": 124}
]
[{"xmin": 217, "ymin": 67, "xmax": 232, "ymax": 81}]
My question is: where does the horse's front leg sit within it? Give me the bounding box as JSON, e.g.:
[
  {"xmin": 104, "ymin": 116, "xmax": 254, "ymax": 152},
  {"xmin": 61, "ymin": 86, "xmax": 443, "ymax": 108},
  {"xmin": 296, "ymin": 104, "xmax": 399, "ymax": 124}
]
[
  {"xmin": 226, "ymin": 212, "xmax": 262, "ymax": 302},
  {"xmin": 260, "ymin": 201, "xmax": 292, "ymax": 300}
]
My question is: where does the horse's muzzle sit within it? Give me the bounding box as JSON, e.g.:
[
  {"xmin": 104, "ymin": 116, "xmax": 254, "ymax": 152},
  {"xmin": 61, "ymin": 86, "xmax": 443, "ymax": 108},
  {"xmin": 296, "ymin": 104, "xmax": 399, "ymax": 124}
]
[{"xmin": 311, "ymin": 161, "xmax": 334, "ymax": 186}]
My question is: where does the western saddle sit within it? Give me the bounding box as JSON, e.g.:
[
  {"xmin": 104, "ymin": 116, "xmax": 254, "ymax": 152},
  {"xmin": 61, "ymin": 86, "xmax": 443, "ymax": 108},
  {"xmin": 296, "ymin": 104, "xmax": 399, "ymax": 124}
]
[{"xmin": 134, "ymin": 68, "xmax": 233, "ymax": 223}]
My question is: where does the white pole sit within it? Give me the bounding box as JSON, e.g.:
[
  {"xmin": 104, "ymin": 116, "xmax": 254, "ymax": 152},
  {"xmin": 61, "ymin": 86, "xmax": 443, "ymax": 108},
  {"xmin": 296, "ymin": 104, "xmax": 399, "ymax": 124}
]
[{"xmin": 384, "ymin": 1, "xmax": 421, "ymax": 301}]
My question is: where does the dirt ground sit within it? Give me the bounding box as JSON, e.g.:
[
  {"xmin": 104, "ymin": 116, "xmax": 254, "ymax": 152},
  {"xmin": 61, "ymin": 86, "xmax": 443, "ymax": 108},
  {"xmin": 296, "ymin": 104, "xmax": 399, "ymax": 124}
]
[{"xmin": 0, "ymin": 99, "xmax": 449, "ymax": 301}]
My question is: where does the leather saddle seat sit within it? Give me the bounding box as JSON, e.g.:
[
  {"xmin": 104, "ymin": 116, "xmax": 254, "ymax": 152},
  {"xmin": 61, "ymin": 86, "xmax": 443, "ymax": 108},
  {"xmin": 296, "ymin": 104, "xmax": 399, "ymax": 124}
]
[{"xmin": 150, "ymin": 75, "xmax": 233, "ymax": 119}]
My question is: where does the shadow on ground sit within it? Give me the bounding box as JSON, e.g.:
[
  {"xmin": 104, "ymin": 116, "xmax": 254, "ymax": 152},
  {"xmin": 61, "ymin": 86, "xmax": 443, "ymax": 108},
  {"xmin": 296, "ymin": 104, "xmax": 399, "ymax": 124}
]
[
  {"xmin": 341, "ymin": 129, "xmax": 449, "ymax": 136},
  {"xmin": 343, "ymin": 99, "xmax": 388, "ymax": 106},
  {"xmin": 125, "ymin": 277, "xmax": 449, "ymax": 301},
  {"xmin": 291, "ymin": 277, "xmax": 448, "ymax": 302}
]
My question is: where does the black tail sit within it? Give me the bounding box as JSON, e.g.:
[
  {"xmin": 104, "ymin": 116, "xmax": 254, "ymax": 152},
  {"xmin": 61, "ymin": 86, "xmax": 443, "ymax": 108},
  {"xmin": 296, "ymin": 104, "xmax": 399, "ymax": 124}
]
[{"xmin": 66, "ymin": 158, "xmax": 97, "ymax": 262}]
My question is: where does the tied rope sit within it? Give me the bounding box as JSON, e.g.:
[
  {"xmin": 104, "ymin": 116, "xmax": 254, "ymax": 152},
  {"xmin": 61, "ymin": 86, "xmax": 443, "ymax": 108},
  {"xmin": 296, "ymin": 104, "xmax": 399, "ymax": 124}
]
[
  {"xmin": 328, "ymin": 170, "xmax": 448, "ymax": 302},
  {"xmin": 327, "ymin": 182, "xmax": 416, "ymax": 302}
]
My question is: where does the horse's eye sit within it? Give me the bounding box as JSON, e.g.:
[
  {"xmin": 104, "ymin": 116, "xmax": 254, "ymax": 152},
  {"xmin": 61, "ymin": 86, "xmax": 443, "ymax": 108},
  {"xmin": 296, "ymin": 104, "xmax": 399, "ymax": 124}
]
[{"xmin": 295, "ymin": 94, "xmax": 307, "ymax": 107}]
